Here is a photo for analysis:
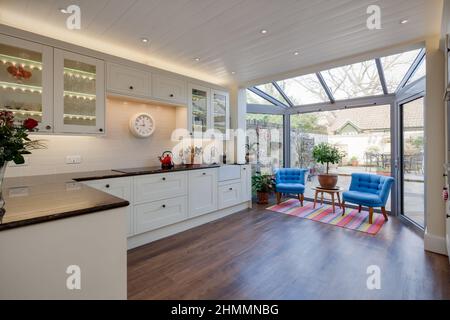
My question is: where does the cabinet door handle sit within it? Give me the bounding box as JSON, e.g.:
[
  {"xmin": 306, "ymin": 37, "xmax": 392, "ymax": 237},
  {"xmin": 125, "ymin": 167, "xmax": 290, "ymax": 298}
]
[
  {"xmin": 45, "ymin": 125, "xmax": 52, "ymax": 130},
  {"xmin": 162, "ymin": 177, "xmax": 166, "ymax": 181},
  {"xmin": 229, "ymin": 188, "xmax": 233, "ymax": 191},
  {"xmin": 162, "ymin": 205, "xmax": 166, "ymax": 208},
  {"xmin": 99, "ymin": 128, "xmax": 104, "ymax": 132},
  {"xmin": 129, "ymin": 86, "xmax": 134, "ymax": 90},
  {"xmin": 170, "ymin": 94, "xmax": 174, "ymax": 98},
  {"xmin": 202, "ymin": 173, "xmax": 206, "ymax": 175},
  {"xmin": 105, "ymin": 184, "xmax": 110, "ymax": 188}
]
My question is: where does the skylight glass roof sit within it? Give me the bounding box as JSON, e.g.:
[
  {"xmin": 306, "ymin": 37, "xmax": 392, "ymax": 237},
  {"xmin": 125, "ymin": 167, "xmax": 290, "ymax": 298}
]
[
  {"xmin": 276, "ymin": 74, "xmax": 329, "ymax": 106},
  {"xmin": 320, "ymin": 60, "xmax": 383, "ymax": 100},
  {"xmin": 381, "ymin": 49, "xmax": 422, "ymax": 93},
  {"xmin": 255, "ymin": 83, "xmax": 289, "ymax": 105},
  {"xmin": 246, "ymin": 48, "xmax": 425, "ymax": 108},
  {"xmin": 246, "ymin": 89, "xmax": 274, "ymax": 105},
  {"xmin": 406, "ymin": 56, "xmax": 426, "ymax": 85}
]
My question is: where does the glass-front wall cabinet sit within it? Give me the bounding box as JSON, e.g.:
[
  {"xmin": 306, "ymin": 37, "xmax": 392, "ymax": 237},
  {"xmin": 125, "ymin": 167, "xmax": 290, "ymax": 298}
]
[
  {"xmin": 54, "ymin": 49, "xmax": 105, "ymax": 134},
  {"xmin": 0, "ymin": 35, "xmax": 53, "ymax": 132},
  {"xmin": 188, "ymin": 84, "xmax": 210, "ymax": 135},
  {"xmin": 212, "ymin": 90, "xmax": 230, "ymax": 139}
]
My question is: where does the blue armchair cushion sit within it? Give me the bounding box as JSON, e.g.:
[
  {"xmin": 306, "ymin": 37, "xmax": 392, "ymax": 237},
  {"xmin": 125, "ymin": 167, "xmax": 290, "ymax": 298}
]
[
  {"xmin": 276, "ymin": 183, "xmax": 305, "ymax": 194},
  {"xmin": 275, "ymin": 168, "xmax": 308, "ymax": 194},
  {"xmin": 343, "ymin": 173, "xmax": 394, "ymax": 208}
]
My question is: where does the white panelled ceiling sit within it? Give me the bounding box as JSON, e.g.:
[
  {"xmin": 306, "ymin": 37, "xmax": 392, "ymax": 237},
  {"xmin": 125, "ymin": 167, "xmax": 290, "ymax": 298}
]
[{"xmin": 0, "ymin": 0, "xmax": 443, "ymax": 86}]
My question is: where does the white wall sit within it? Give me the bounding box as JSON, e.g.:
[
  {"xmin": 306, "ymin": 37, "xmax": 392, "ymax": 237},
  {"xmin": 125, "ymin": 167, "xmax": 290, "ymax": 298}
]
[
  {"xmin": 424, "ymin": 35, "xmax": 447, "ymax": 255},
  {"xmin": 6, "ymin": 98, "xmax": 178, "ymax": 177}
]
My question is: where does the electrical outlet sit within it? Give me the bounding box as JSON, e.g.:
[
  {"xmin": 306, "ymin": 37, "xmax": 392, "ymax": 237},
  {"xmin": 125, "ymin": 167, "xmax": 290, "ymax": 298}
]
[{"xmin": 66, "ymin": 155, "xmax": 82, "ymax": 165}]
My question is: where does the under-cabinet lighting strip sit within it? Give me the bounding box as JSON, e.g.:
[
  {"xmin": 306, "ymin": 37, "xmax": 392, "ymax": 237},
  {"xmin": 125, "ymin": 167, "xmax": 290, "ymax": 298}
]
[
  {"xmin": 0, "ymin": 82, "xmax": 96, "ymax": 100},
  {"xmin": 0, "ymin": 81, "xmax": 42, "ymax": 93},
  {"xmin": 0, "ymin": 54, "xmax": 43, "ymax": 71},
  {"xmin": 0, "ymin": 108, "xmax": 96, "ymax": 121},
  {"xmin": 64, "ymin": 91, "xmax": 96, "ymax": 100}
]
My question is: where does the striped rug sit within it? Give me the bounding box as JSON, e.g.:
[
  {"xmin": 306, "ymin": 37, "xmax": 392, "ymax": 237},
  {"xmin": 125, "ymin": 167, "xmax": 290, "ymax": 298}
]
[{"xmin": 266, "ymin": 199, "xmax": 385, "ymax": 235}]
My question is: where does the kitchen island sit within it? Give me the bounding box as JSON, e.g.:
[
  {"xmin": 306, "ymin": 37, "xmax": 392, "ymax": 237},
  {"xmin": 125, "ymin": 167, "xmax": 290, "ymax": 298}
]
[{"xmin": 0, "ymin": 164, "xmax": 249, "ymax": 299}]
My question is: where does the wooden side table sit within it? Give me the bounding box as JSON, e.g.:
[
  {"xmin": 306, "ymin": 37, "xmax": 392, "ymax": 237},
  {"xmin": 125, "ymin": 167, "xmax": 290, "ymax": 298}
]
[{"xmin": 312, "ymin": 187, "xmax": 344, "ymax": 213}]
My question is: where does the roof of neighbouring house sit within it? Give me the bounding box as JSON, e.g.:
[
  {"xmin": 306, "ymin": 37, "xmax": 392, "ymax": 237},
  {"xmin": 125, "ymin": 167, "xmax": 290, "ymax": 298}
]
[{"xmin": 328, "ymin": 101, "xmax": 423, "ymax": 133}]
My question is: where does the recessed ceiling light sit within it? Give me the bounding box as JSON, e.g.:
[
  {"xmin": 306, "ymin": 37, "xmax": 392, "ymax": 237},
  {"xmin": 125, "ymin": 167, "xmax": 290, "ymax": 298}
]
[
  {"xmin": 400, "ymin": 19, "xmax": 409, "ymax": 24},
  {"xmin": 59, "ymin": 8, "xmax": 68, "ymax": 14},
  {"xmin": 260, "ymin": 29, "xmax": 268, "ymax": 34},
  {"xmin": 293, "ymin": 51, "xmax": 300, "ymax": 56},
  {"xmin": 141, "ymin": 37, "xmax": 150, "ymax": 43},
  {"xmin": 231, "ymin": 71, "xmax": 236, "ymax": 75},
  {"xmin": 194, "ymin": 57, "xmax": 200, "ymax": 62}
]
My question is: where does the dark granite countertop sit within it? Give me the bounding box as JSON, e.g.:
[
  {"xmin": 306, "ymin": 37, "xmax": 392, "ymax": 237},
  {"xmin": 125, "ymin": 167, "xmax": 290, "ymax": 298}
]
[{"xmin": 0, "ymin": 164, "xmax": 222, "ymax": 232}]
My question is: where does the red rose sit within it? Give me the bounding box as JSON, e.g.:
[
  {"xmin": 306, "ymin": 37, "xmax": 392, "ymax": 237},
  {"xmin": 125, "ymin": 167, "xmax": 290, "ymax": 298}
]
[{"xmin": 23, "ymin": 118, "xmax": 39, "ymax": 131}]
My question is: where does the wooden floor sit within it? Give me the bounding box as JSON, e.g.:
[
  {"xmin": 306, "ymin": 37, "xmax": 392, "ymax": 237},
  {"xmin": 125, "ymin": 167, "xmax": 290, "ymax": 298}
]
[{"xmin": 128, "ymin": 200, "xmax": 450, "ymax": 300}]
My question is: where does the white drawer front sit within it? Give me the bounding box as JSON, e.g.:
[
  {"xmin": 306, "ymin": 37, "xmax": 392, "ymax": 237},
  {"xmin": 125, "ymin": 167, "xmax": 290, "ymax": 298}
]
[
  {"xmin": 107, "ymin": 63, "xmax": 150, "ymax": 97},
  {"xmin": 82, "ymin": 177, "xmax": 134, "ymax": 236},
  {"xmin": 135, "ymin": 196, "xmax": 188, "ymax": 234},
  {"xmin": 134, "ymin": 172, "xmax": 188, "ymax": 204},
  {"xmin": 188, "ymin": 169, "xmax": 218, "ymax": 218},
  {"xmin": 152, "ymin": 74, "xmax": 187, "ymax": 104},
  {"xmin": 218, "ymin": 182, "xmax": 242, "ymax": 210}
]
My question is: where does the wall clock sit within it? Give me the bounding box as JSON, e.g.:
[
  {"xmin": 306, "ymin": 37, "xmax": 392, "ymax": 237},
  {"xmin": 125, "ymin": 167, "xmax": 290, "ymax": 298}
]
[{"xmin": 129, "ymin": 113, "xmax": 155, "ymax": 138}]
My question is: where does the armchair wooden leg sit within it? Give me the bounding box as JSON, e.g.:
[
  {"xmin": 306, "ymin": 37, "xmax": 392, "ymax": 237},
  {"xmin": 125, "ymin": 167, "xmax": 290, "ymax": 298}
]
[
  {"xmin": 358, "ymin": 205, "xmax": 362, "ymax": 213},
  {"xmin": 369, "ymin": 207, "xmax": 374, "ymax": 224},
  {"xmin": 341, "ymin": 201, "xmax": 346, "ymax": 216},
  {"xmin": 276, "ymin": 192, "xmax": 282, "ymax": 205},
  {"xmin": 298, "ymin": 194, "xmax": 304, "ymax": 207},
  {"xmin": 381, "ymin": 207, "xmax": 389, "ymax": 221}
]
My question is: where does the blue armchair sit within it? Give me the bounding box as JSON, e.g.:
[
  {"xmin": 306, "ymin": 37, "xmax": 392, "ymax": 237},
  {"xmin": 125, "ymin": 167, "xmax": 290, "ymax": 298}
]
[
  {"xmin": 275, "ymin": 168, "xmax": 309, "ymax": 206},
  {"xmin": 342, "ymin": 173, "xmax": 394, "ymax": 224}
]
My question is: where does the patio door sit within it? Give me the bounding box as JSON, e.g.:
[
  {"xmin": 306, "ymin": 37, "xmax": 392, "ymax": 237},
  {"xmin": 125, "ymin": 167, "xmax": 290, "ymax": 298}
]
[{"xmin": 397, "ymin": 96, "xmax": 425, "ymax": 228}]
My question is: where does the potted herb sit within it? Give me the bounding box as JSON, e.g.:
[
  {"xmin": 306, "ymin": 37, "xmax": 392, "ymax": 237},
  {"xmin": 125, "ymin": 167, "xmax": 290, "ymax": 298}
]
[
  {"xmin": 0, "ymin": 111, "xmax": 45, "ymax": 207},
  {"xmin": 251, "ymin": 174, "xmax": 273, "ymax": 204},
  {"xmin": 312, "ymin": 143, "xmax": 345, "ymax": 189},
  {"xmin": 350, "ymin": 156, "xmax": 359, "ymax": 167}
]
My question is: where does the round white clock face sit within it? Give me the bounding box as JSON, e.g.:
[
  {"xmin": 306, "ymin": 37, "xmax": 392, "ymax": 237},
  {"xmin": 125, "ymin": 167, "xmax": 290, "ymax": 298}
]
[{"xmin": 129, "ymin": 113, "xmax": 155, "ymax": 138}]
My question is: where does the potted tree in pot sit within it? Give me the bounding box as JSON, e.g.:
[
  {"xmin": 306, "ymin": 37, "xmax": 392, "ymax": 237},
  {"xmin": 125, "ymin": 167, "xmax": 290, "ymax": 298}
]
[
  {"xmin": 312, "ymin": 143, "xmax": 345, "ymax": 189},
  {"xmin": 251, "ymin": 174, "xmax": 273, "ymax": 204}
]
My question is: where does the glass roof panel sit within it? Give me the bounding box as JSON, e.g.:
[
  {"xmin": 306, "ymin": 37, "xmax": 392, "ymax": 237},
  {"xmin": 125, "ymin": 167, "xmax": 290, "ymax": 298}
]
[
  {"xmin": 276, "ymin": 74, "xmax": 329, "ymax": 106},
  {"xmin": 406, "ymin": 56, "xmax": 426, "ymax": 85},
  {"xmin": 320, "ymin": 60, "xmax": 383, "ymax": 100},
  {"xmin": 255, "ymin": 83, "xmax": 288, "ymax": 105},
  {"xmin": 246, "ymin": 89, "xmax": 274, "ymax": 105},
  {"xmin": 381, "ymin": 49, "xmax": 422, "ymax": 92}
]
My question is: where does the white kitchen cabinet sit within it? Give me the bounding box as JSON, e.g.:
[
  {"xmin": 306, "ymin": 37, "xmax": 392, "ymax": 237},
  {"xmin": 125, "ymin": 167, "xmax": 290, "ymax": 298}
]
[
  {"xmin": 218, "ymin": 181, "xmax": 242, "ymax": 209},
  {"xmin": 188, "ymin": 83, "xmax": 211, "ymax": 136},
  {"xmin": 0, "ymin": 34, "xmax": 54, "ymax": 133},
  {"xmin": 107, "ymin": 63, "xmax": 150, "ymax": 98},
  {"xmin": 211, "ymin": 90, "xmax": 230, "ymax": 140},
  {"xmin": 188, "ymin": 168, "xmax": 218, "ymax": 217},
  {"xmin": 53, "ymin": 49, "xmax": 105, "ymax": 134},
  {"xmin": 240, "ymin": 165, "xmax": 252, "ymax": 202},
  {"xmin": 134, "ymin": 172, "xmax": 188, "ymax": 204},
  {"xmin": 82, "ymin": 177, "xmax": 134, "ymax": 236},
  {"xmin": 152, "ymin": 73, "xmax": 187, "ymax": 105},
  {"xmin": 134, "ymin": 196, "xmax": 188, "ymax": 234}
]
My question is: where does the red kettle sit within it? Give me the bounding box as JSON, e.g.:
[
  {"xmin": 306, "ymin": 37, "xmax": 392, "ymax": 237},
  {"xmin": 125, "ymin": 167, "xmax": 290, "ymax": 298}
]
[{"xmin": 158, "ymin": 151, "xmax": 174, "ymax": 169}]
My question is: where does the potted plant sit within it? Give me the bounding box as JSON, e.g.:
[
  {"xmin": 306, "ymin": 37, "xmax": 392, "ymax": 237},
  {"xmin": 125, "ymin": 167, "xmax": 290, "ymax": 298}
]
[
  {"xmin": 312, "ymin": 143, "xmax": 345, "ymax": 189},
  {"xmin": 251, "ymin": 174, "xmax": 273, "ymax": 204},
  {"xmin": 350, "ymin": 156, "xmax": 359, "ymax": 167},
  {"xmin": 0, "ymin": 111, "xmax": 45, "ymax": 207}
]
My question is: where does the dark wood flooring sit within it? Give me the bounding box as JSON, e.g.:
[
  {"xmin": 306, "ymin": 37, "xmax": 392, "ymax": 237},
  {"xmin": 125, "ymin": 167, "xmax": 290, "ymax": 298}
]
[{"xmin": 127, "ymin": 200, "xmax": 450, "ymax": 300}]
